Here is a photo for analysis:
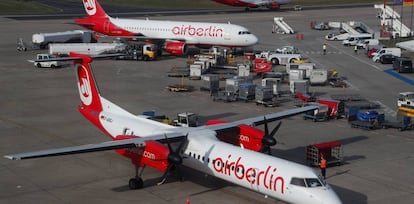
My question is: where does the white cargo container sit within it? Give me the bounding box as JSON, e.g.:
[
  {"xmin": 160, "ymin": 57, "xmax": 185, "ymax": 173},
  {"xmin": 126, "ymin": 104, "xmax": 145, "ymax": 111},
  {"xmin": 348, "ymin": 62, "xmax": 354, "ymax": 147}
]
[
  {"xmin": 32, "ymin": 30, "xmax": 97, "ymax": 49},
  {"xmin": 290, "ymin": 80, "xmax": 309, "ymax": 94},
  {"xmin": 289, "ymin": 69, "xmax": 305, "ymax": 82},
  {"xmin": 286, "ymin": 63, "xmax": 315, "ymax": 78},
  {"xmin": 310, "ymin": 69, "xmax": 328, "ymax": 85},
  {"xmin": 262, "ymin": 78, "xmax": 281, "ymax": 95},
  {"xmin": 238, "ymin": 64, "xmax": 250, "ymax": 77},
  {"xmin": 190, "ymin": 64, "xmax": 202, "ymax": 80}
]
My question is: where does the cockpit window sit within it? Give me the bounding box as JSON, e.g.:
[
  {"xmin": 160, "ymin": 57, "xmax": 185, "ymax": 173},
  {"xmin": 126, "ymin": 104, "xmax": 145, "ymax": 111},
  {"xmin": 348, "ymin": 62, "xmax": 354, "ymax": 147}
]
[
  {"xmin": 305, "ymin": 178, "xmax": 323, "ymax": 187},
  {"xmin": 290, "ymin": 177, "xmax": 306, "ymax": 187},
  {"xmin": 238, "ymin": 31, "xmax": 251, "ymax": 35},
  {"xmin": 291, "ymin": 177, "xmax": 325, "ymax": 188}
]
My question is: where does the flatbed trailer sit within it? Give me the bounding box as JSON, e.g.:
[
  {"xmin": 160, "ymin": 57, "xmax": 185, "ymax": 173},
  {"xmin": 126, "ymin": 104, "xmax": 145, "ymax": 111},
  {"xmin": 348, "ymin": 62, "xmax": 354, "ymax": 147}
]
[
  {"xmin": 212, "ymin": 91, "xmax": 238, "ymax": 102},
  {"xmin": 255, "ymin": 99, "xmax": 279, "ymax": 107},
  {"xmin": 165, "ymin": 84, "xmax": 193, "ymax": 92},
  {"xmin": 382, "ymin": 115, "xmax": 413, "ymax": 131}
]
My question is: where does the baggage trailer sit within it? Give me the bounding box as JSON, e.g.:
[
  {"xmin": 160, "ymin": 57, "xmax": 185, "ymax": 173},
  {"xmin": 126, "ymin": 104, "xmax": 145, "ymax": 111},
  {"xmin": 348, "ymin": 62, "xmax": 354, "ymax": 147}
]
[
  {"xmin": 348, "ymin": 107, "xmax": 384, "ymax": 130},
  {"xmin": 306, "ymin": 141, "xmax": 343, "ymax": 166},
  {"xmin": 303, "ymin": 103, "xmax": 329, "ymax": 122}
]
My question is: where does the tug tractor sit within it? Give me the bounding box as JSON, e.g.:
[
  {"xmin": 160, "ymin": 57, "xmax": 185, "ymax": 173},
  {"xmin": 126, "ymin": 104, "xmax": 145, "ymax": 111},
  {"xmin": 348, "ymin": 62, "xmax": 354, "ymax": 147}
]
[
  {"xmin": 398, "ymin": 92, "xmax": 414, "ymax": 109},
  {"xmin": 172, "ymin": 112, "xmax": 199, "ymax": 127}
]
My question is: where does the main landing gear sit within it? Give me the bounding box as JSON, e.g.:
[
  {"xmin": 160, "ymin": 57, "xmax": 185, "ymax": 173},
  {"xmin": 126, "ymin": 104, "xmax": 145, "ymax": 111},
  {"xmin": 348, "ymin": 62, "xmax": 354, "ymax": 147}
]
[{"xmin": 129, "ymin": 166, "xmax": 145, "ymax": 189}]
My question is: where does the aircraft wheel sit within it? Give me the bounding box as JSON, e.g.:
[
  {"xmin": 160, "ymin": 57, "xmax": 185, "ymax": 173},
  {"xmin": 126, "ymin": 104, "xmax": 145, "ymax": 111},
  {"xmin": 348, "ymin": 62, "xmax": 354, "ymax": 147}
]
[{"xmin": 129, "ymin": 178, "xmax": 143, "ymax": 190}]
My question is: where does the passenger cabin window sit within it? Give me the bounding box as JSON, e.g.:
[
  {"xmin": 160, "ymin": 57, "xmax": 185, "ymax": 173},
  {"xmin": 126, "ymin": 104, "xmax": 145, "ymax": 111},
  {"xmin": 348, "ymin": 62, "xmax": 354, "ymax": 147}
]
[{"xmin": 238, "ymin": 31, "xmax": 251, "ymax": 35}]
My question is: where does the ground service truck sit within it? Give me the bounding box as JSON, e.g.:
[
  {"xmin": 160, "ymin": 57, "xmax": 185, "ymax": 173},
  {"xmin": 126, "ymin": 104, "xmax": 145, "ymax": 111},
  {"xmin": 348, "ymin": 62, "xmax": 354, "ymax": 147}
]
[
  {"xmin": 32, "ymin": 30, "xmax": 97, "ymax": 49},
  {"xmin": 116, "ymin": 44, "xmax": 157, "ymax": 61}
]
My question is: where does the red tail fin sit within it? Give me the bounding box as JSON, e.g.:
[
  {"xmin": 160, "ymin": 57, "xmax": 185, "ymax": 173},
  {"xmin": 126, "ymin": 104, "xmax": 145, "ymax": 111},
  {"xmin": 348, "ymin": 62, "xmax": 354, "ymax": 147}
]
[
  {"xmin": 70, "ymin": 52, "xmax": 103, "ymax": 114},
  {"xmin": 82, "ymin": 0, "xmax": 108, "ymax": 18}
]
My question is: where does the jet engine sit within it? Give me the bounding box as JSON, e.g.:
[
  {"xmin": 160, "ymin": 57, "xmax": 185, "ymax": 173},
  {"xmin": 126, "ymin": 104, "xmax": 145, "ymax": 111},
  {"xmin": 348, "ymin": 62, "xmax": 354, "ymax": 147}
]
[{"xmin": 164, "ymin": 41, "xmax": 187, "ymax": 56}]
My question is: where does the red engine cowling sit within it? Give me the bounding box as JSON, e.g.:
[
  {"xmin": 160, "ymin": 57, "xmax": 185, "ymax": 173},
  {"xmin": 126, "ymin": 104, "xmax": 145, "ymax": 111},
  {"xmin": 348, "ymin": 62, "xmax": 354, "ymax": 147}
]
[
  {"xmin": 207, "ymin": 120, "xmax": 265, "ymax": 152},
  {"xmin": 270, "ymin": 2, "xmax": 279, "ymax": 10},
  {"xmin": 115, "ymin": 136, "xmax": 170, "ymax": 172},
  {"xmin": 164, "ymin": 41, "xmax": 187, "ymax": 56}
]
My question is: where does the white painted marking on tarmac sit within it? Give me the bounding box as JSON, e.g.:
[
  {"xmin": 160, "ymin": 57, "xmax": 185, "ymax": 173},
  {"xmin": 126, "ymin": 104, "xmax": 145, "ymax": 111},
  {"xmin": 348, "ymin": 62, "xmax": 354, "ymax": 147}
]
[
  {"xmin": 374, "ymin": 100, "xmax": 397, "ymax": 117},
  {"xmin": 328, "ymin": 43, "xmax": 383, "ymax": 71}
]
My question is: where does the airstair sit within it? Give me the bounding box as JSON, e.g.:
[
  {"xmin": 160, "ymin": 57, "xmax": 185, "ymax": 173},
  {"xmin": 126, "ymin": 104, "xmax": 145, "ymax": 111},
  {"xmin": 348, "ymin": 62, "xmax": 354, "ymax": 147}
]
[
  {"xmin": 340, "ymin": 22, "xmax": 360, "ymax": 35},
  {"xmin": 374, "ymin": 4, "xmax": 412, "ymax": 38},
  {"xmin": 272, "ymin": 17, "xmax": 295, "ymax": 34},
  {"xmin": 374, "ymin": 4, "xmax": 400, "ymax": 19}
]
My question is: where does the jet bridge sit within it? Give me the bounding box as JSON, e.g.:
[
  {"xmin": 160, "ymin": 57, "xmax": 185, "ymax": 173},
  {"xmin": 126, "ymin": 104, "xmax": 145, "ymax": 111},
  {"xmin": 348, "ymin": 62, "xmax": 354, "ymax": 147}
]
[{"xmin": 272, "ymin": 17, "xmax": 295, "ymax": 34}]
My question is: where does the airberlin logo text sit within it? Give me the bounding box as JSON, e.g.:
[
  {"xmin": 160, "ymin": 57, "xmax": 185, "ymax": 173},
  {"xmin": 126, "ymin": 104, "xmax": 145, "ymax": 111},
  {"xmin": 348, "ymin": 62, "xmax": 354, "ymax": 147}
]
[
  {"xmin": 172, "ymin": 25, "xmax": 223, "ymax": 37},
  {"xmin": 213, "ymin": 155, "xmax": 285, "ymax": 194}
]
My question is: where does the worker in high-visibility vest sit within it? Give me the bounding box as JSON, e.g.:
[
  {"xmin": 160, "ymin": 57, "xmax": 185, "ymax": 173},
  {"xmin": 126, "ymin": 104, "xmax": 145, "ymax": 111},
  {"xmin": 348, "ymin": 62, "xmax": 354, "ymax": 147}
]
[
  {"xmin": 354, "ymin": 45, "xmax": 358, "ymax": 54},
  {"xmin": 323, "ymin": 43, "xmax": 327, "ymax": 55},
  {"xmin": 320, "ymin": 154, "xmax": 327, "ymax": 179}
]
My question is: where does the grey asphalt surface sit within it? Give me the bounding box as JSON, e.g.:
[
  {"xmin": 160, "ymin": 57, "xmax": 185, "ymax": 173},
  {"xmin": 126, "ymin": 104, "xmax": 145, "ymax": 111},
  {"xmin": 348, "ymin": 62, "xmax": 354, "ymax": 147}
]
[{"xmin": 1, "ymin": 5, "xmax": 414, "ymax": 204}]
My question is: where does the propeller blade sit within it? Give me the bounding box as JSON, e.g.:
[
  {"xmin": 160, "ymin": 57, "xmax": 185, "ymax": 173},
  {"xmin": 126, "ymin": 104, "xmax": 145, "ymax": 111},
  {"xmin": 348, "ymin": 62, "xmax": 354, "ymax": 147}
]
[
  {"xmin": 157, "ymin": 164, "xmax": 174, "ymax": 185},
  {"xmin": 269, "ymin": 121, "xmax": 282, "ymax": 138},
  {"xmin": 157, "ymin": 134, "xmax": 188, "ymax": 185},
  {"xmin": 264, "ymin": 116, "xmax": 269, "ymax": 136}
]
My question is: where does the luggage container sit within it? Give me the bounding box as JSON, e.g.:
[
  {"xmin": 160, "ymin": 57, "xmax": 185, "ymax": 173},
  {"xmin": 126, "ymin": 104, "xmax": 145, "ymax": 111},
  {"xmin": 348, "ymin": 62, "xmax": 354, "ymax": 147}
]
[
  {"xmin": 317, "ymin": 99, "xmax": 345, "ymax": 119},
  {"xmin": 200, "ymin": 74, "xmax": 219, "ymax": 95},
  {"xmin": 255, "ymin": 86, "xmax": 277, "ymax": 107},
  {"xmin": 262, "ymin": 78, "xmax": 281, "ymax": 96},
  {"xmin": 290, "ymin": 80, "xmax": 309, "ymax": 94},
  {"xmin": 286, "ymin": 63, "xmax": 315, "ymax": 78},
  {"xmin": 306, "ymin": 141, "xmax": 343, "ymax": 166},
  {"xmin": 310, "ymin": 69, "xmax": 328, "ymax": 85},
  {"xmin": 289, "ymin": 69, "xmax": 305, "ymax": 81},
  {"xmin": 303, "ymin": 103, "xmax": 329, "ymax": 122},
  {"xmin": 238, "ymin": 83, "xmax": 256, "ymax": 101},
  {"xmin": 189, "ymin": 64, "xmax": 202, "ymax": 80}
]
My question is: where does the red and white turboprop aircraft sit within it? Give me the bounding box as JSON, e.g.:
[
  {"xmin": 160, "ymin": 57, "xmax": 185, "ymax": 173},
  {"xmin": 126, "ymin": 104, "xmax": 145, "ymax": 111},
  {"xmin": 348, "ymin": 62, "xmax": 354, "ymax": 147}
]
[
  {"xmin": 75, "ymin": 0, "xmax": 258, "ymax": 56},
  {"xmin": 211, "ymin": 0, "xmax": 292, "ymax": 10},
  {"xmin": 5, "ymin": 53, "xmax": 342, "ymax": 204}
]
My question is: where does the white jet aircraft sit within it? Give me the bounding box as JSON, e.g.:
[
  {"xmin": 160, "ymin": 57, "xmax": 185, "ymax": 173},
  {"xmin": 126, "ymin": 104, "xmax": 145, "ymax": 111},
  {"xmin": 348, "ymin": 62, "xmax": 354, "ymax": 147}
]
[{"xmin": 75, "ymin": 0, "xmax": 258, "ymax": 55}]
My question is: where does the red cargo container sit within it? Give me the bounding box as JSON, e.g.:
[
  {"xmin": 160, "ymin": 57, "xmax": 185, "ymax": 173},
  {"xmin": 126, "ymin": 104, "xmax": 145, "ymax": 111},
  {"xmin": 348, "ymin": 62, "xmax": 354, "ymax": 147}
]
[
  {"xmin": 306, "ymin": 141, "xmax": 343, "ymax": 166},
  {"xmin": 253, "ymin": 58, "xmax": 272, "ymax": 73}
]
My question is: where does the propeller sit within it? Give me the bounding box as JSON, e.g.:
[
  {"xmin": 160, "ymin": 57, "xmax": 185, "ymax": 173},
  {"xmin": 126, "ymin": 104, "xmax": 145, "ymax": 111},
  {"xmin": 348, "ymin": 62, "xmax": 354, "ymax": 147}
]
[
  {"xmin": 260, "ymin": 117, "xmax": 282, "ymax": 155},
  {"xmin": 157, "ymin": 134, "xmax": 188, "ymax": 185}
]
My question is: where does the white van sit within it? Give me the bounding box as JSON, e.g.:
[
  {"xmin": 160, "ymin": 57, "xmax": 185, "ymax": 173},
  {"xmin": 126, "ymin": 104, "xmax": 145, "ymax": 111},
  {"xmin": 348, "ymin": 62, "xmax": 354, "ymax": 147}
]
[
  {"xmin": 342, "ymin": 34, "xmax": 373, "ymax": 46},
  {"xmin": 357, "ymin": 39, "xmax": 379, "ymax": 49},
  {"xmin": 372, "ymin": 48, "xmax": 401, "ymax": 62}
]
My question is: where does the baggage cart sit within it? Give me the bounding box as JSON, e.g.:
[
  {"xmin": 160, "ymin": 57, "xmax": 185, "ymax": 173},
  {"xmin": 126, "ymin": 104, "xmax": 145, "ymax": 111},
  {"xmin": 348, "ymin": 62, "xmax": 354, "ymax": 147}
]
[
  {"xmin": 306, "ymin": 141, "xmax": 343, "ymax": 166},
  {"xmin": 303, "ymin": 103, "xmax": 329, "ymax": 122}
]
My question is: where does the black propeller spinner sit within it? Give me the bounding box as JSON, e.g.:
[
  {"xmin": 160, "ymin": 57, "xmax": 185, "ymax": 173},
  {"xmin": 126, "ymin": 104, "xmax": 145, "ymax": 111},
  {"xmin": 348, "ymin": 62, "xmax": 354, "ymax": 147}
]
[
  {"xmin": 260, "ymin": 117, "xmax": 281, "ymax": 155},
  {"xmin": 157, "ymin": 134, "xmax": 188, "ymax": 185}
]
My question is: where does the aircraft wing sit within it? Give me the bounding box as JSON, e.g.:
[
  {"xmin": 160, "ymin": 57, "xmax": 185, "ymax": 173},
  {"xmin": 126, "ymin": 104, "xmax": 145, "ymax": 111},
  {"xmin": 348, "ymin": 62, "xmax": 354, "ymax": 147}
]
[
  {"xmin": 4, "ymin": 132, "xmax": 185, "ymax": 160},
  {"xmin": 206, "ymin": 105, "xmax": 318, "ymax": 131}
]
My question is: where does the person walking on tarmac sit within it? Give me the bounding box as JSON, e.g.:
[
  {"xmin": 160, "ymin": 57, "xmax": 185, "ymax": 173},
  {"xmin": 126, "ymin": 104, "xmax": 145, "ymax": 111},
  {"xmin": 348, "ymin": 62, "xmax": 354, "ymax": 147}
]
[
  {"xmin": 320, "ymin": 154, "xmax": 327, "ymax": 179},
  {"xmin": 354, "ymin": 45, "xmax": 358, "ymax": 54},
  {"xmin": 323, "ymin": 43, "xmax": 327, "ymax": 55}
]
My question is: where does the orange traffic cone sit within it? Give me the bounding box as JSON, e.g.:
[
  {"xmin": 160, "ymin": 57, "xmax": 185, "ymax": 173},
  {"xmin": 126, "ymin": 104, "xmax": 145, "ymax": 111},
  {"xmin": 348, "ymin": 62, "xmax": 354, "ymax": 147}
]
[{"xmin": 186, "ymin": 197, "xmax": 190, "ymax": 204}]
